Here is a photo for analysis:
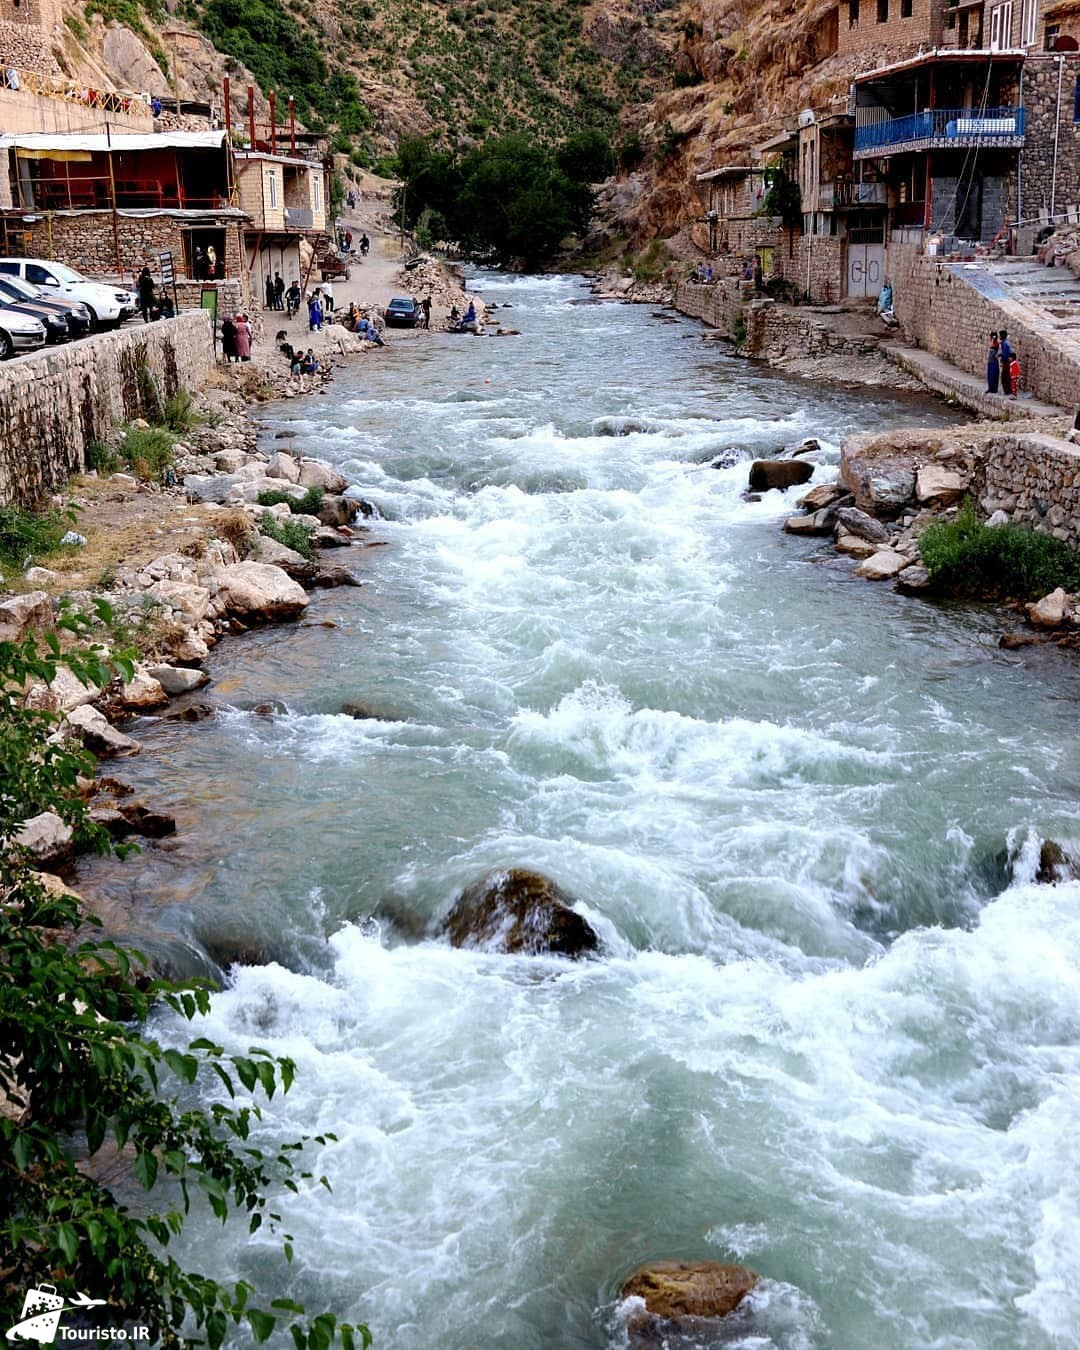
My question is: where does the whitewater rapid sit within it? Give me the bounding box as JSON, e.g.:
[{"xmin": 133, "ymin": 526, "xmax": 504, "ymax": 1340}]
[{"xmin": 99, "ymin": 274, "xmax": 1080, "ymax": 1348}]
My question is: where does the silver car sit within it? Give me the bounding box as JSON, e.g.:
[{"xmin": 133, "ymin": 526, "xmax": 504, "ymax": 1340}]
[{"xmin": 0, "ymin": 303, "xmax": 47, "ymax": 359}]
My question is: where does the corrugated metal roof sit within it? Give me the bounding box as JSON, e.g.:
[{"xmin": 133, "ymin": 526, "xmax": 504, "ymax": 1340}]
[{"xmin": 0, "ymin": 130, "xmax": 228, "ymax": 153}]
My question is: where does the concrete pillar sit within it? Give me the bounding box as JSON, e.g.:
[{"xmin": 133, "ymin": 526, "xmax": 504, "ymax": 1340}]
[{"xmin": 0, "ymin": 149, "xmax": 13, "ymax": 209}]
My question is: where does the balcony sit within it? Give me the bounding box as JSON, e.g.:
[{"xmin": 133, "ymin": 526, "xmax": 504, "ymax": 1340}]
[
  {"xmin": 853, "ymin": 106, "xmax": 1025, "ymax": 158},
  {"xmin": 284, "ymin": 205, "xmax": 314, "ymax": 229},
  {"xmin": 826, "ymin": 180, "xmax": 888, "ymax": 208}
]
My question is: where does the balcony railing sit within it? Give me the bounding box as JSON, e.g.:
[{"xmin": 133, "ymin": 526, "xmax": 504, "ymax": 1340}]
[
  {"xmin": 826, "ymin": 180, "xmax": 888, "ymax": 207},
  {"xmin": 284, "ymin": 206, "xmax": 314, "ymax": 229},
  {"xmin": 854, "ymin": 106, "xmax": 1025, "ymax": 155}
]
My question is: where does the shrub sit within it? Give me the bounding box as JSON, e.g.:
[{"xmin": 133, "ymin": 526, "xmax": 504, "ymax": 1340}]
[
  {"xmin": 86, "ymin": 439, "xmax": 121, "ymax": 475},
  {"xmin": 256, "ymin": 484, "xmax": 324, "ymax": 514},
  {"xmin": 162, "ymin": 388, "xmax": 200, "ymax": 432},
  {"xmin": 260, "ymin": 510, "xmax": 315, "ymax": 559},
  {"xmin": 216, "ymin": 507, "xmax": 256, "ymax": 556},
  {"xmin": 920, "ymin": 498, "xmax": 1080, "ymax": 598},
  {"xmin": 0, "ymin": 505, "xmax": 74, "ymax": 570},
  {"xmin": 120, "ymin": 426, "xmax": 175, "ymax": 481}
]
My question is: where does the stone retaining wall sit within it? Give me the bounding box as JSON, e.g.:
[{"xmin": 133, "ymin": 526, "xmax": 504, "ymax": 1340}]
[
  {"xmin": 982, "ymin": 433, "xmax": 1080, "ymax": 548},
  {"xmin": 0, "ymin": 311, "xmax": 213, "ymax": 506},
  {"xmin": 889, "ymin": 243, "xmax": 1080, "ymax": 409}
]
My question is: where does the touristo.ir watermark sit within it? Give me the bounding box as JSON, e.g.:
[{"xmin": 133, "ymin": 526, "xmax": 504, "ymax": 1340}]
[{"xmin": 6, "ymin": 1285, "xmax": 150, "ymax": 1344}]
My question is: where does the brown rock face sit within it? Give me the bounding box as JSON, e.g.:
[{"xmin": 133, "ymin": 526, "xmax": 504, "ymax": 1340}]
[
  {"xmin": 748, "ymin": 460, "xmax": 814, "ymax": 492},
  {"xmin": 621, "ymin": 1260, "xmax": 758, "ymax": 1321},
  {"xmin": 443, "ymin": 868, "xmax": 599, "ymax": 957}
]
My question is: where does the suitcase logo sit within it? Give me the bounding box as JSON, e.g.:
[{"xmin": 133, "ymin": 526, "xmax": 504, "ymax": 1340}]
[{"xmin": 6, "ymin": 1286, "xmax": 106, "ymax": 1344}]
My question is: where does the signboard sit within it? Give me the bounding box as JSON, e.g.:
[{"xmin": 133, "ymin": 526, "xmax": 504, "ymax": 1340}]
[{"xmin": 158, "ymin": 250, "xmax": 175, "ymax": 286}]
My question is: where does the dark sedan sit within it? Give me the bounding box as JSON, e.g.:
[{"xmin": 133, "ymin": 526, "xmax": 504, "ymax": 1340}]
[
  {"xmin": 384, "ymin": 296, "xmax": 423, "ymax": 328},
  {"xmin": 0, "ymin": 278, "xmax": 68, "ymax": 343},
  {"xmin": 0, "ymin": 274, "xmax": 92, "ymax": 336}
]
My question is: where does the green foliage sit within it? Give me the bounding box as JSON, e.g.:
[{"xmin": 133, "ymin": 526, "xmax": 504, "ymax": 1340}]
[
  {"xmin": 0, "ymin": 506, "xmax": 75, "ymax": 571},
  {"xmin": 259, "ymin": 511, "xmax": 315, "ymax": 559},
  {"xmin": 119, "ymin": 426, "xmax": 175, "ymax": 481},
  {"xmin": 920, "ymin": 499, "xmax": 1080, "ymax": 599},
  {"xmin": 655, "ymin": 120, "xmax": 689, "ymax": 161},
  {"xmin": 0, "ymin": 611, "xmax": 370, "ymax": 1348},
  {"xmin": 393, "ymin": 133, "xmax": 594, "ymax": 265},
  {"xmin": 629, "ymin": 239, "xmax": 672, "ymax": 283},
  {"xmin": 733, "ymin": 313, "xmax": 747, "ymax": 346},
  {"xmin": 64, "ymin": 12, "xmax": 88, "ymax": 41},
  {"xmin": 616, "ymin": 130, "xmax": 645, "ymax": 171},
  {"xmin": 555, "ymin": 129, "xmax": 614, "ymax": 185},
  {"xmin": 256, "ymin": 485, "xmax": 324, "ymax": 514},
  {"xmin": 760, "ymin": 165, "xmax": 802, "ymax": 230},
  {"xmin": 162, "ymin": 388, "xmax": 200, "ymax": 432}
]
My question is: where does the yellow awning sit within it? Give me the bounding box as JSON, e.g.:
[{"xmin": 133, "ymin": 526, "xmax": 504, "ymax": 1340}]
[{"xmin": 15, "ymin": 148, "xmax": 93, "ymax": 162}]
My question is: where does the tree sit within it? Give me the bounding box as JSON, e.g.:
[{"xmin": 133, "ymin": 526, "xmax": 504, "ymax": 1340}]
[
  {"xmin": 761, "ymin": 165, "xmax": 802, "ymax": 259},
  {"xmin": 555, "ymin": 129, "xmax": 615, "ymax": 185},
  {"xmin": 0, "ymin": 607, "xmax": 370, "ymax": 1349}
]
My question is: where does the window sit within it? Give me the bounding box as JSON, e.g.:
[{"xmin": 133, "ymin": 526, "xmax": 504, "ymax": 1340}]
[
  {"xmin": 877, "ymin": 0, "xmax": 888, "ymax": 21},
  {"xmin": 267, "ymin": 168, "xmax": 278, "ymax": 209},
  {"xmin": 990, "ymin": 1, "xmax": 1013, "ymax": 49},
  {"xmin": 1046, "ymin": 23, "xmax": 1060, "ymax": 48},
  {"xmin": 849, "ymin": 0, "xmax": 859, "ymax": 28},
  {"xmin": 313, "ymin": 175, "xmax": 322, "ymax": 213},
  {"xmin": 1021, "ymin": 0, "xmax": 1037, "ymax": 45},
  {"xmin": 901, "ymin": 0, "xmax": 912, "ymax": 15}
]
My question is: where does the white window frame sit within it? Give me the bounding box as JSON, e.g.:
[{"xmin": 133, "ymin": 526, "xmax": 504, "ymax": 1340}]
[
  {"xmin": 313, "ymin": 174, "xmax": 322, "ymax": 213},
  {"xmin": 1020, "ymin": 0, "xmax": 1037, "ymax": 46},
  {"xmin": 990, "ymin": 1, "xmax": 1014, "ymax": 50},
  {"xmin": 267, "ymin": 168, "xmax": 278, "ymax": 209}
]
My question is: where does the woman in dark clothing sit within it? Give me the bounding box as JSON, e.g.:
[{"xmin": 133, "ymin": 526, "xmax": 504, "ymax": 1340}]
[
  {"xmin": 265, "ymin": 274, "xmax": 275, "ymax": 310},
  {"xmin": 986, "ymin": 331, "xmax": 1000, "ymax": 394},
  {"xmin": 221, "ymin": 314, "xmax": 238, "ymax": 363},
  {"xmin": 137, "ymin": 265, "xmax": 156, "ymax": 323},
  {"xmin": 999, "ymin": 330, "xmax": 1013, "ymax": 395}
]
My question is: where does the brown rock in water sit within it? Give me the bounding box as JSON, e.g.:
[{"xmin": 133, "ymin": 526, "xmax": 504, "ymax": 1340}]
[
  {"xmin": 443, "ymin": 868, "xmax": 599, "ymax": 957},
  {"xmin": 748, "ymin": 460, "xmax": 814, "ymax": 492},
  {"xmin": 621, "ymin": 1260, "xmax": 758, "ymax": 1322},
  {"xmin": 1036, "ymin": 839, "xmax": 1080, "ymax": 884}
]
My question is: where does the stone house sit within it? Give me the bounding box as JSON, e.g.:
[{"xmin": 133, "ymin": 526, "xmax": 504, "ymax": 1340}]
[
  {"xmin": 0, "ymin": 129, "xmax": 248, "ymax": 287},
  {"xmin": 234, "ymin": 146, "xmax": 330, "ymax": 299}
]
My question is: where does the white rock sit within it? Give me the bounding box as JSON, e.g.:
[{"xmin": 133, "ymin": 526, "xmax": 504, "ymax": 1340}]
[
  {"xmin": 14, "ymin": 811, "xmax": 74, "ymax": 865},
  {"xmin": 266, "ymin": 450, "xmax": 301, "ymax": 483},
  {"xmin": 986, "ymin": 509, "xmax": 1011, "ymax": 528},
  {"xmin": 854, "ymin": 549, "xmax": 909, "ymax": 580},
  {"xmin": 0, "ymin": 590, "xmax": 52, "ymax": 643},
  {"xmin": 24, "ymin": 667, "xmax": 99, "ymax": 713},
  {"xmin": 149, "ymin": 580, "xmax": 211, "ymax": 624},
  {"xmin": 1027, "ymin": 588, "xmax": 1070, "ymax": 628},
  {"xmin": 145, "ymin": 663, "xmax": 210, "ymax": 695},
  {"xmin": 23, "ymin": 566, "xmax": 60, "ymax": 586},
  {"xmin": 117, "ymin": 666, "xmax": 168, "ymax": 711},
  {"xmin": 834, "ymin": 530, "xmax": 878, "ymax": 560},
  {"xmin": 211, "ymin": 562, "xmax": 309, "ymax": 620},
  {"xmin": 298, "ymin": 459, "xmax": 349, "ymax": 494},
  {"xmin": 173, "ymin": 630, "xmax": 210, "ymax": 662},
  {"xmin": 916, "ymin": 466, "xmax": 968, "ymax": 507},
  {"xmin": 65, "ymin": 704, "xmax": 141, "ymax": 757}
]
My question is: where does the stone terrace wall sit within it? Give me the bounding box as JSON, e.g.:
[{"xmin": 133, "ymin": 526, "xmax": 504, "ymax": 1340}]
[
  {"xmin": 981, "ymin": 434, "xmax": 1080, "ymax": 548},
  {"xmin": 672, "ymin": 278, "xmax": 747, "ymax": 335},
  {"xmin": 889, "ymin": 244, "xmax": 1080, "ymax": 408},
  {"xmin": 0, "ymin": 311, "xmax": 213, "ymax": 506}
]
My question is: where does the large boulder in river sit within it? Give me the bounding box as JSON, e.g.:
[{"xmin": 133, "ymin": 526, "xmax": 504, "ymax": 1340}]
[
  {"xmin": 443, "ymin": 868, "xmax": 599, "ymax": 957},
  {"xmin": 317, "ymin": 495, "xmax": 361, "ymax": 528},
  {"xmin": 748, "ymin": 460, "xmax": 813, "ymax": 492},
  {"xmin": 620, "ymin": 1260, "xmax": 758, "ymax": 1326},
  {"xmin": 835, "ymin": 506, "xmax": 890, "ymax": 545},
  {"xmin": 298, "ymin": 458, "xmax": 349, "ymax": 494},
  {"xmin": 211, "ymin": 562, "xmax": 309, "ymax": 622},
  {"xmin": 838, "ymin": 430, "xmax": 934, "ymax": 519}
]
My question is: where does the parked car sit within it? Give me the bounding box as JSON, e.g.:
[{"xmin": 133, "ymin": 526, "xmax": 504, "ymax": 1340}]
[
  {"xmin": 0, "ymin": 304, "xmax": 47, "ymax": 360},
  {"xmin": 0, "ymin": 259, "xmax": 136, "ymax": 327},
  {"xmin": 384, "ymin": 296, "xmax": 423, "ymax": 328},
  {"xmin": 0, "ymin": 273, "xmax": 92, "ymax": 337},
  {"xmin": 0, "ymin": 277, "xmax": 69, "ymax": 343},
  {"xmin": 319, "ymin": 252, "xmax": 351, "ymax": 282}
]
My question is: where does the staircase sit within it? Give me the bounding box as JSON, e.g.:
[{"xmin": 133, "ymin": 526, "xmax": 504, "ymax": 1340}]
[{"xmin": 981, "ymin": 258, "xmax": 1080, "ymax": 367}]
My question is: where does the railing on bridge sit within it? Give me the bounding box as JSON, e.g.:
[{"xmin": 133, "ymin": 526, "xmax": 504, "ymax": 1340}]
[
  {"xmin": 2, "ymin": 65, "xmax": 150, "ymax": 118},
  {"xmin": 854, "ymin": 106, "xmax": 1025, "ymax": 155}
]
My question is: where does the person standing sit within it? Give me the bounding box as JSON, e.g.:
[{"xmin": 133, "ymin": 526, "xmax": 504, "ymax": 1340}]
[
  {"xmin": 221, "ymin": 313, "xmax": 238, "ymax": 363},
  {"xmin": 986, "ymin": 331, "xmax": 1000, "ymax": 394},
  {"xmin": 265, "ymin": 273, "xmax": 275, "ymax": 310},
  {"xmin": 421, "ymin": 295, "xmax": 431, "ymax": 330},
  {"xmin": 321, "ymin": 280, "xmax": 334, "ymax": 313},
  {"xmin": 360, "ymin": 233, "xmax": 370, "ymax": 256},
  {"xmin": 137, "ymin": 265, "xmax": 156, "ymax": 323},
  {"xmin": 998, "ymin": 330, "xmax": 1013, "ymax": 395},
  {"xmin": 1008, "ymin": 351, "xmax": 1021, "ymax": 398},
  {"xmin": 274, "ymin": 272, "xmax": 285, "ymax": 310},
  {"xmin": 234, "ymin": 312, "xmax": 252, "ymax": 362},
  {"xmin": 206, "ymin": 244, "xmax": 218, "ymax": 279},
  {"xmin": 753, "ymin": 254, "xmax": 764, "ymax": 293}
]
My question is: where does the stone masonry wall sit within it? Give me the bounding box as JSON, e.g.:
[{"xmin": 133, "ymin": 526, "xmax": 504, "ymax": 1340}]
[
  {"xmin": 0, "ymin": 311, "xmax": 213, "ymax": 506},
  {"xmin": 1021, "ymin": 53, "xmax": 1080, "ymax": 219},
  {"xmin": 889, "ymin": 243, "xmax": 1080, "ymax": 407},
  {"xmin": 981, "ymin": 434, "xmax": 1080, "ymax": 548},
  {"xmin": 672, "ymin": 278, "xmax": 747, "ymax": 335},
  {"xmin": 0, "ymin": 16, "xmax": 60, "ymax": 73}
]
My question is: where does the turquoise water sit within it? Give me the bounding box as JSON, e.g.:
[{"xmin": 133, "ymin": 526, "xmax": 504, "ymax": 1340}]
[{"xmin": 87, "ymin": 276, "xmax": 1080, "ymax": 1348}]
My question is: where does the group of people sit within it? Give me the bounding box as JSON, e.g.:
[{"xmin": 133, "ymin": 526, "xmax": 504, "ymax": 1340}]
[
  {"xmin": 220, "ymin": 313, "xmax": 253, "ymax": 363},
  {"xmin": 281, "ymin": 343, "xmax": 320, "ymax": 391},
  {"xmin": 264, "ymin": 272, "xmax": 287, "ymax": 311},
  {"xmin": 342, "ymin": 303, "xmax": 385, "ymax": 344},
  {"xmin": 192, "ymin": 245, "xmax": 220, "ymax": 281},
  {"xmin": 136, "ymin": 265, "xmax": 176, "ymax": 323},
  {"xmin": 987, "ymin": 330, "xmax": 1021, "ymax": 397},
  {"xmin": 307, "ymin": 285, "xmax": 334, "ymax": 331},
  {"xmin": 690, "ymin": 263, "xmax": 714, "ymax": 284}
]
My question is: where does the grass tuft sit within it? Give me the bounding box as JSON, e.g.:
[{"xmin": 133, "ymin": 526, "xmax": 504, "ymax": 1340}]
[{"xmin": 920, "ymin": 499, "xmax": 1080, "ymax": 599}]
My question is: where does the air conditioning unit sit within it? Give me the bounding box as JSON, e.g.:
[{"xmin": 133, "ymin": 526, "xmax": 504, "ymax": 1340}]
[{"xmin": 798, "ymin": 108, "xmax": 816, "ymax": 127}]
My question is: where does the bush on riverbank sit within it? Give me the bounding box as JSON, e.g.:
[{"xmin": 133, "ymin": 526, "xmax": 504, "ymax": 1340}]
[
  {"xmin": 0, "ymin": 505, "xmax": 75, "ymax": 573},
  {"xmin": 920, "ymin": 500, "xmax": 1080, "ymax": 598},
  {"xmin": 257, "ymin": 484, "xmax": 324, "ymax": 514},
  {"xmin": 260, "ymin": 510, "xmax": 315, "ymax": 559}
]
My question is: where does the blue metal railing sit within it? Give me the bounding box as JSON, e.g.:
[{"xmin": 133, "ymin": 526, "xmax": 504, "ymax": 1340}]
[{"xmin": 854, "ymin": 106, "xmax": 1025, "ymax": 153}]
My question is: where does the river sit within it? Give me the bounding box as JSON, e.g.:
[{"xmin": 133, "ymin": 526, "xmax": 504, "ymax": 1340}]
[{"xmin": 86, "ymin": 275, "xmax": 1080, "ymax": 1348}]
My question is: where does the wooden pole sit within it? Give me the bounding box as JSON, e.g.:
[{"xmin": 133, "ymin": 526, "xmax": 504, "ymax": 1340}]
[{"xmin": 105, "ymin": 120, "xmax": 122, "ymax": 277}]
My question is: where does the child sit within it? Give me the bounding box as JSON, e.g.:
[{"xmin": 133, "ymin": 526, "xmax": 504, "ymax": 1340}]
[{"xmin": 1008, "ymin": 352, "xmax": 1020, "ymax": 397}]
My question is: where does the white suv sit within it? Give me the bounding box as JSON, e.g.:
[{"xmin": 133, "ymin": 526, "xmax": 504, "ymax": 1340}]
[{"xmin": 0, "ymin": 259, "xmax": 136, "ymax": 328}]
